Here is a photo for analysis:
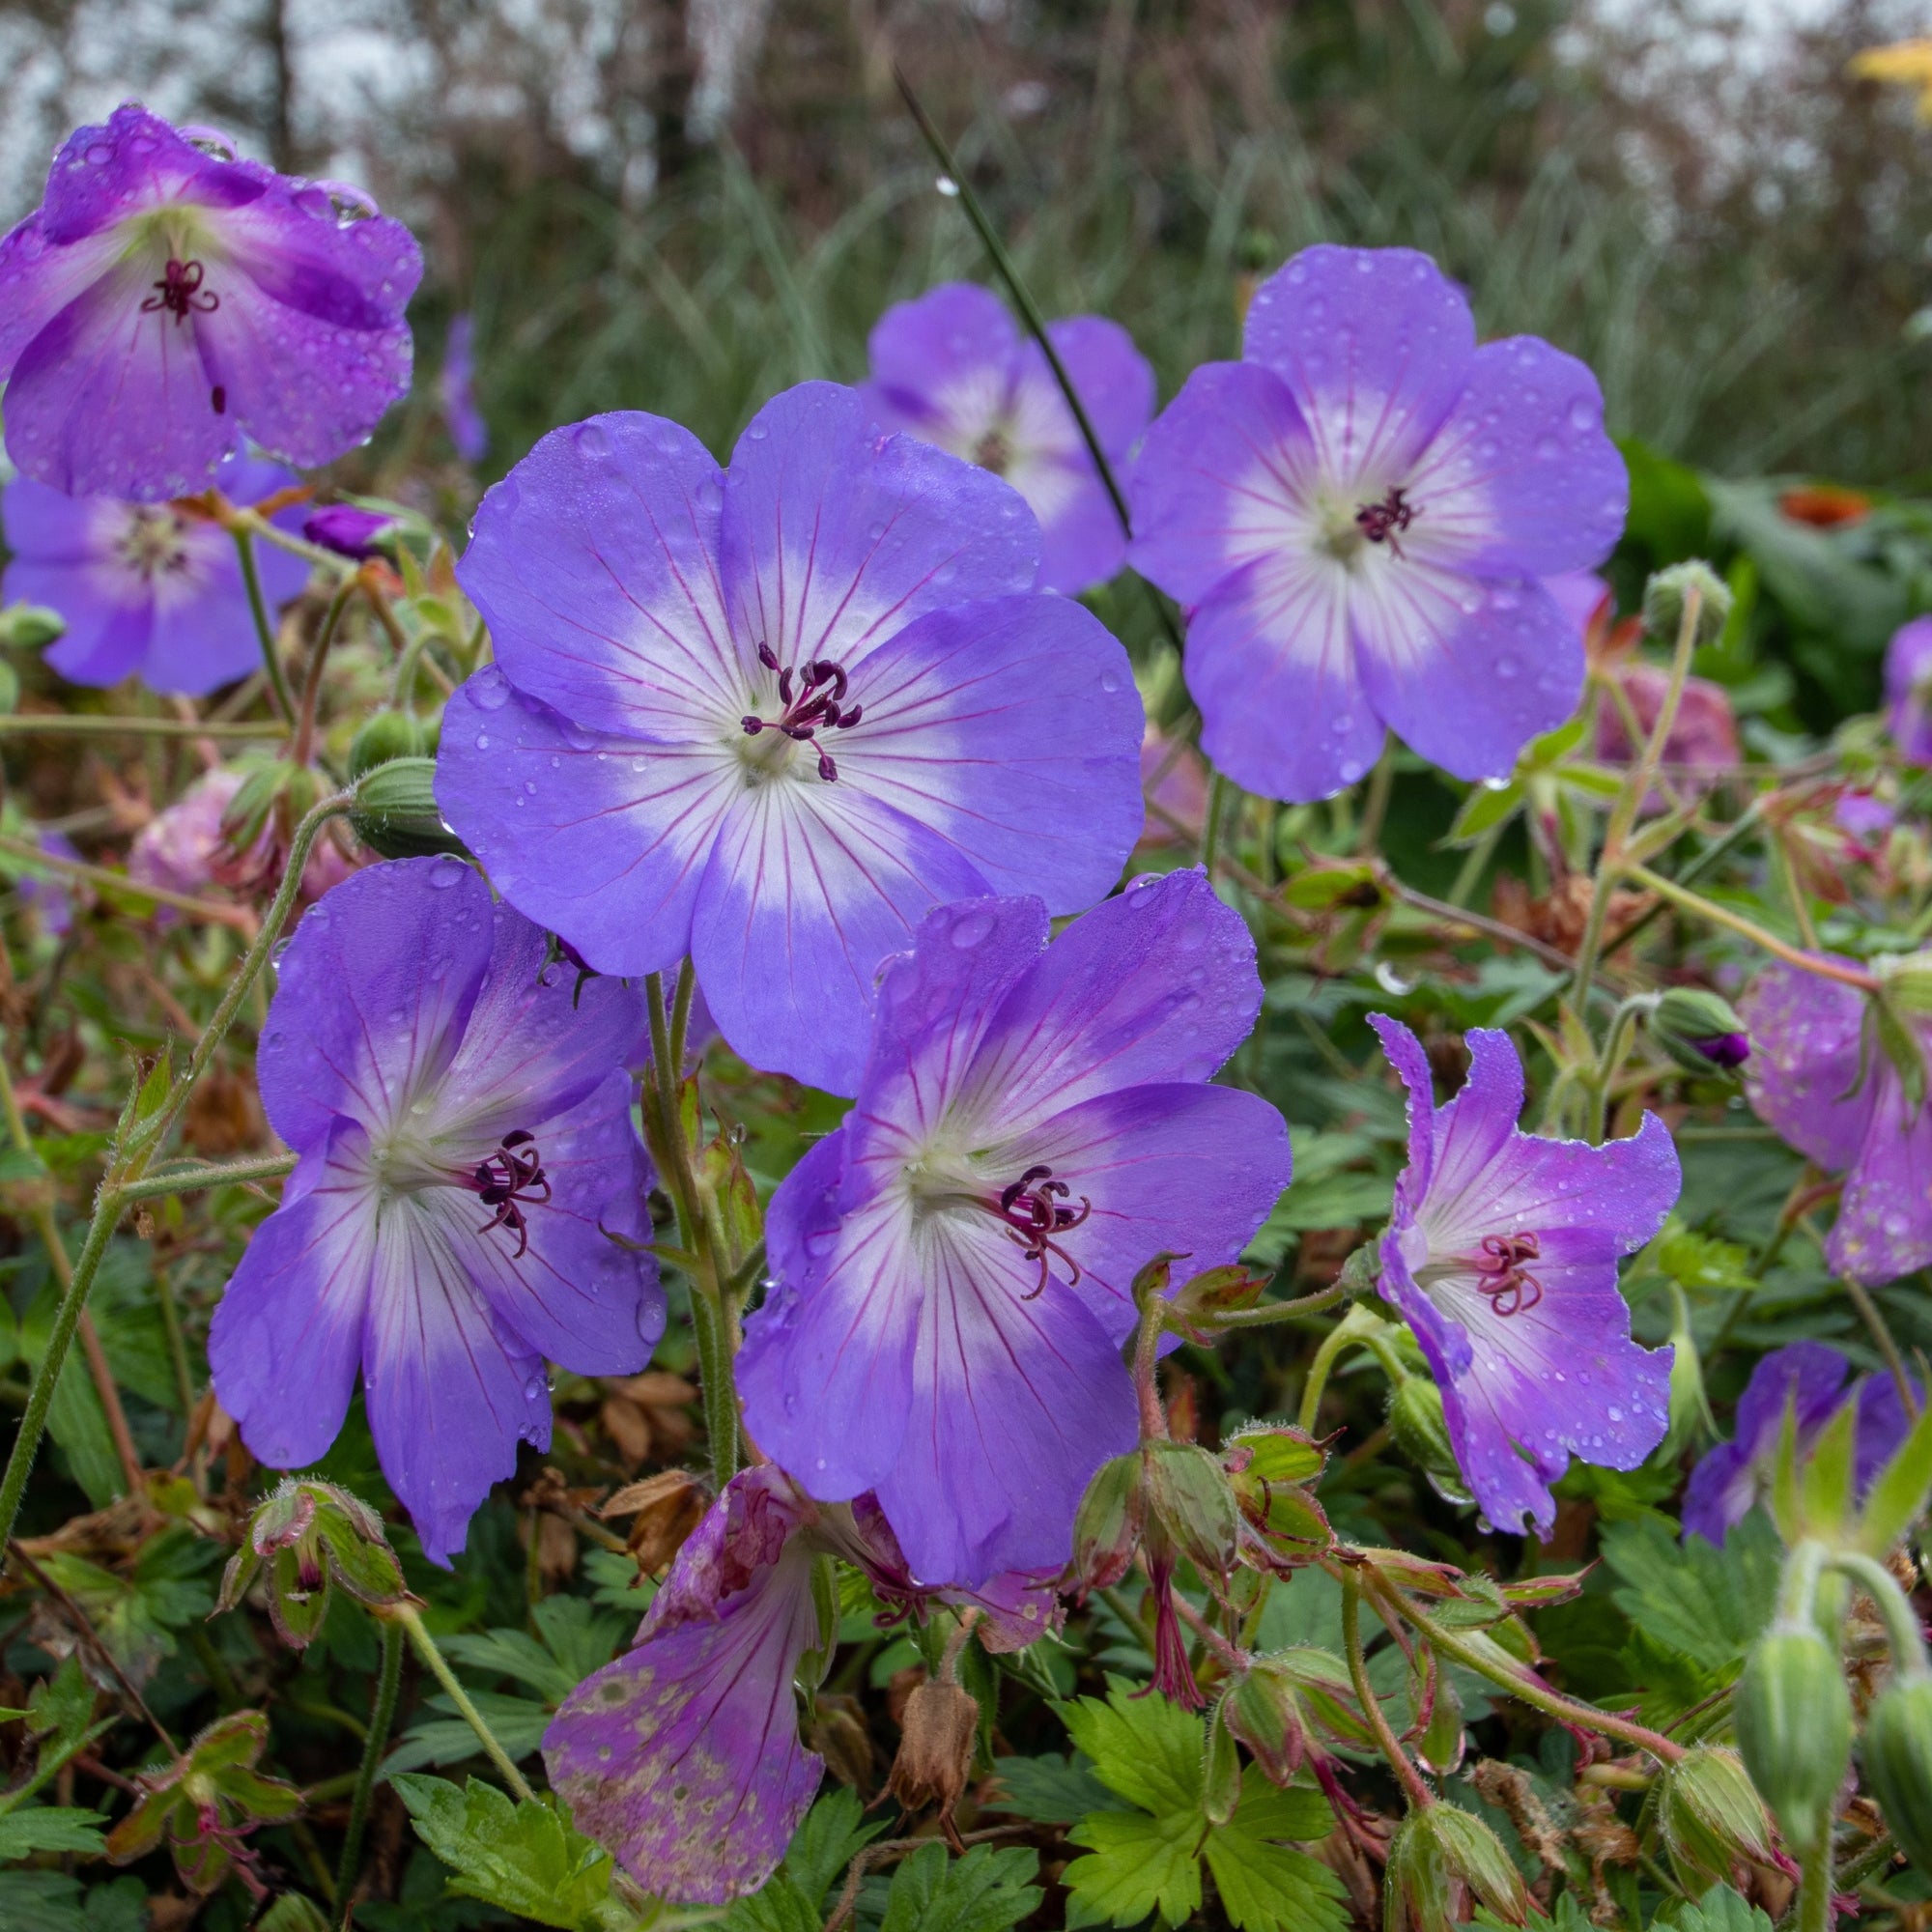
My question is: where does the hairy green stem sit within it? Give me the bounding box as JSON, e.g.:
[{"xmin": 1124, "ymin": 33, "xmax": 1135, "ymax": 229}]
[
  {"xmin": 1838, "ymin": 1276, "xmax": 1921, "ymax": 1419},
  {"xmin": 0, "ymin": 714, "xmax": 287, "ymax": 740},
  {"xmin": 1829, "ymin": 1552, "xmax": 1932, "ymax": 1675},
  {"xmin": 1200, "ymin": 771, "xmax": 1230, "ymax": 876},
  {"xmin": 0, "ymin": 833, "xmax": 256, "ymax": 931},
  {"xmin": 292, "ymin": 579, "xmax": 356, "ymax": 768},
  {"xmin": 1193, "ymin": 1281, "xmax": 1349, "ymax": 1330},
  {"xmin": 1342, "ymin": 1571, "xmax": 1434, "ymax": 1809},
  {"xmin": 1795, "ymin": 1827, "xmax": 1834, "ymax": 1932},
  {"xmin": 388, "ymin": 1605, "xmax": 534, "ymax": 1800},
  {"xmin": 1623, "ymin": 865, "xmax": 1881, "ymax": 992},
  {"xmin": 331, "ymin": 1620, "xmax": 404, "ymax": 1930},
  {"xmin": 1355, "ymin": 735, "xmax": 1397, "ymax": 856},
  {"xmin": 117, "ymin": 1151, "xmax": 298, "ymax": 1200},
  {"xmin": 232, "ymin": 527, "xmax": 298, "ymax": 725}
]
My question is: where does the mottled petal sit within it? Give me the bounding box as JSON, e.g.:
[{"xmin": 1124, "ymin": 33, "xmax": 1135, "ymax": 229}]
[
  {"xmin": 1241, "ymin": 245, "xmax": 1475, "ymax": 490},
  {"xmin": 1352, "ymin": 570, "xmax": 1583, "ymax": 784},
  {"xmin": 254, "ymin": 858, "xmax": 496, "ymax": 1151},
  {"xmin": 453, "ymin": 412, "xmax": 738, "ymax": 737},
  {"xmin": 721, "ymin": 382, "xmax": 1037, "ymax": 672},
  {"xmin": 544, "ymin": 1479, "xmax": 823, "ymax": 1903},
  {"xmin": 835, "ymin": 592, "xmax": 1143, "ymax": 909},
  {"xmin": 1828, "ymin": 1076, "xmax": 1932, "ymax": 1286},
  {"xmin": 1739, "ymin": 962, "xmax": 1874, "ymax": 1173},
  {"xmin": 1400, "ymin": 338, "xmax": 1626, "ymax": 577},
  {"xmin": 207, "ymin": 1127, "xmax": 375, "ymax": 1469}
]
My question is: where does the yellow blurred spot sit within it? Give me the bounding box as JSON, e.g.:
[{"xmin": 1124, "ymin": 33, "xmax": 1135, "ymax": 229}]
[{"xmin": 1850, "ymin": 38, "xmax": 1932, "ymax": 119}]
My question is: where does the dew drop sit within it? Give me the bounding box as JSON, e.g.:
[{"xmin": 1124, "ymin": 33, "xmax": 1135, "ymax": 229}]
[
  {"xmin": 470, "ymin": 667, "xmax": 511, "ymax": 711},
  {"xmin": 573, "ymin": 421, "xmax": 610, "ymax": 459},
  {"xmin": 427, "ymin": 856, "xmax": 466, "ymax": 890},
  {"xmin": 949, "ymin": 909, "xmax": 996, "ymax": 949}
]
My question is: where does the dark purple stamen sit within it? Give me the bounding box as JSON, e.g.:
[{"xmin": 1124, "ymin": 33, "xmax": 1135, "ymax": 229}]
[
  {"xmin": 1473, "ymin": 1231, "xmax": 1542, "ymax": 1317},
  {"xmin": 1355, "ymin": 485, "xmax": 1415, "ymax": 557},
  {"xmin": 470, "ymin": 1128, "xmax": 550, "ymax": 1260},
  {"xmin": 740, "ymin": 643, "xmax": 863, "ymax": 781},
  {"xmin": 141, "ymin": 258, "xmax": 218, "ymax": 325},
  {"xmin": 984, "ymin": 1163, "xmax": 1092, "ymax": 1299}
]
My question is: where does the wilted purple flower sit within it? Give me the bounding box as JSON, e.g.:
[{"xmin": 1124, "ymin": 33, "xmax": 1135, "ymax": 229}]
[
  {"xmin": 1683, "ymin": 1341, "xmax": 1918, "ymax": 1545},
  {"xmin": 440, "ymin": 313, "xmax": 488, "ymax": 464},
  {"xmin": 2, "ymin": 452, "xmax": 307, "ymax": 696},
  {"xmin": 546, "ymin": 1464, "xmax": 1059, "ymax": 1902},
  {"xmin": 1885, "ymin": 615, "xmax": 1932, "ymax": 765},
  {"xmin": 860, "ymin": 282, "xmax": 1153, "ymax": 595},
  {"xmin": 1130, "ymin": 246, "xmax": 1627, "ymax": 802},
  {"xmin": 1740, "ymin": 960, "xmax": 1932, "ymax": 1286},
  {"xmin": 1835, "ymin": 790, "xmax": 1896, "ymax": 848},
  {"xmin": 737, "ymin": 868, "xmax": 1291, "ymax": 1586},
  {"xmin": 1595, "ymin": 662, "xmax": 1741, "ymax": 785},
  {"xmin": 128, "ymin": 765, "xmax": 355, "ymax": 912},
  {"xmin": 302, "ymin": 503, "xmax": 392, "ymax": 561},
  {"xmin": 1371, "ymin": 1015, "xmax": 1678, "ymax": 1536},
  {"xmin": 208, "ymin": 858, "xmax": 663, "ymax": 1564},
  {"xmin": 0, "ymin": 103, "xmax": 420, "ymax": 500},
  {"xmin": 435, "ymin": 383, "xmax": 1145, "ymax": 1095}
]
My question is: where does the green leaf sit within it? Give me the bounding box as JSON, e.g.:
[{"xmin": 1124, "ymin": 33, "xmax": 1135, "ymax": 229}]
[
  {"xmin": 255, "ymin": 1898, "xmax": 332, "ymax": 1932},
  {"xmin": 1062, "ymin": 1680, "xmax": 1206, "ymax": 1817},
  {"xmin": 1203, "ymin": 1773, "xmax": 1348, "ymax": 1932},
  {"xmin": 1651, "ymin": 1223, "xmax": 1756, "ymax": 1294},
  {"xmin": 722, "ymin": 1873, "xmax": 822, "ymax": 1932},
  {"xmin": 1602, "ymin": 1512, "xmax": 1781, "ymax": 1678},
  {"xmin": 1445, "ymin": 780, "xmax": 1524, "ymax": 847},
  {"xmin": 383, "ymin": 1689, "xmax": 552, "ymax": 1775},
  {"xmin": 390, "ymin": 1774, "xmax": 614, "ymax": 1931},
  {"xmin": 1665, "ymin": 1883, "xmax": 1776, "ymax": 1932},
  {"xmin": 1857, "ymin": 1398, "xmax": 1932, "ymax": 1554},
  {"xmin": 0, "ymin": 1806, "xmax": 107, "ymax": 1859},
  {"xmin": 0, "ymin": 1874, "xmax": 88, "ymax": 1932},
  {"xmin": 1065, "ymin": 1806, "xmax": 1203, "ymax": 1928},
  {"xmin": 778, "ymin": 1786, "xmax": 886, "ymax": 1909},
  {"xmin": 988, "ymin": 1752, "xmax": 1132, "ymax": 1824},
  {"xmin": 878, "ymin": 1842, "xmax": 1042, "ymax": 1932}
]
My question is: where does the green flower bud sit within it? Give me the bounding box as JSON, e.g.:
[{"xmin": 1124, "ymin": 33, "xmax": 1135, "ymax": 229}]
[
  {"xmin": 1223, "ymin": 1424, "xmax": 1331, "ymax": 1558},
  {"xmin": 1068, "ymin": 1451, "xmax": 1145, "ymax": 1595},
  {"xmin": 1643, "ymin": 561, "xmax": 1733, "ymax": 648},
  {"xmin": 217, "ymin": 1477, "xmax": 408, "ymax": 1650},
  {"xmin": 1384, "ymin": 1804, "xmax": 1528, "ymax": 1932},
  {"xmin": 1733, "ymin": 1625, "xmax": 1853, "ymax": 1855},
  {"xmin": 1144, "ymin": 1439, "xmax": 1242, "ymax": 1585},
  {"xmin": 1387, "ymin": 1378, "xmax": 1473, "ymax": 1506},
  {"xmin": 1861, "ymin": 1672, "xmax": 1932, "ymax": 1873},
  {"xmin": 348, "ymin": 756, "xmax": 469, "ymax": 861},
  {"xmin": 1657, "ymin": 1746, "xmax": 1776, "ymax": 1893},
  {"xmin": 1649, "ymin": 987, "xmax": 1751, "ymax": 1075},
  {"xmin": 0, "ymin": 602, "xmax": 66, "ymax": 649},
  {"xmin": 347, "ymin": 708, "xmax": 430, "ymax": 781}
]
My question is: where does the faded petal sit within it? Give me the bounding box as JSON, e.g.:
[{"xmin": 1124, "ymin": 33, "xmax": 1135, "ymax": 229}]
[
  {"xmin": 1829, "ymin": 1074, "xmax": 1932, "ymax": 1286},
  {"xmin": 1739, "ymin": 962, "xmax": 1873, "ymax": 1174}
]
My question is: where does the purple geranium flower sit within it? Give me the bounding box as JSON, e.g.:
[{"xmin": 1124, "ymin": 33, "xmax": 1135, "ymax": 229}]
[
  {"xmin": 1739, "ymin": 959, "xmax": 1932, "ymax": 1285},
  {"xmin": 0, "ymin": 103, "xmax": 420, "ymax": 500},
  {"xmin": 736, "ymin": 868, "xmax": 1291, "ymax": 1586},
  {"xmin": 1681, "ymin": 1341, "xmax": 1918, "ymax": 1545},
  {"xmin": 1130, "ymin": 246, "xmax": 1628, "ymax": 802},
  {"xmin": 545, "ymin": 1463, "xmax": 1058, "ymax": 1902},
  {"xmin": 440, "ymin": 313, "xmax": 488, "ymax": 463},
  {"xmin": 2, "ymin": 451, "xmax": 307, "ymax": 695},
  {"xmin": 207, "ymin": 857, "xmax": 664, "ymax": 1564},
  {"xmin": 434, "ymin": 382, "xmax": 1145, "ymax": 1096},
  {"xmin": 860, "ymin": 282, "xmax": 1153, "ymax": 595},
  {"xmin": 1885, "ymin": 615, "xmax": 1932, "ymax": 765},
  {"xmin": 1371, "ymin": 1015, "xmax": 1679, "ymax": 1536}
]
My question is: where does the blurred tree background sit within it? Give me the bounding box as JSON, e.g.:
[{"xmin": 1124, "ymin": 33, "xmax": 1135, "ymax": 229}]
[{"xmin": 0, "ymin": 0, "xmax": 1928, "ymax": 484}]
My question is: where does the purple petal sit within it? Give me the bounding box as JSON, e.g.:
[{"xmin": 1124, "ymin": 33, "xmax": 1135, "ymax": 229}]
[
  {"xmin": 1240, "ymin": 245, "xmax": 1475, "ymax": 489},
  {"xmin": 1683, "ymin": 1342, "xmax": 1853, "ymax": 1544},
  {"xmin": 1886, "ymin": 615, "xmax": 1932, "ymax": 764},
  {"xmin": 719, "ymin": 382, "xmax": 1038, "ymax": 670},
  {"xmin": 361, "ymin": 1194, "xmax": 548, "ymax": 1566},
  {"xmin": 993, "ymin": 1081, "xmax": 1292, "ymax": 1339},
  {"xmin": 207, "ymin": 1127, "xmax": 375, "ymax": 1469},
  {"xmin": 1856, "ymin": 1368, "xmax": 1922, "ymax": 1486},
  {"xmin": 951, "ymin": 869, "xmax": 1265, "ymax": 1139},
  {"xmin": 453, "ymin": 412, "xmax": 739, "ymax": 738},
  {"xmin": 864, "ymin": 282, "xmax": 1020, "ymax": 433},
  {"xmin": 1038, "ymin": 315, "xmax": 1155, "ymax": 458},
  {"xmin": 1370, "ymin": 1014, "xmax": 1438, "ymax": 1225},
  {"xmin": 1128, "ymin": 359, "xmax": 1320, "ymax": 611},
  {"xmin": 1401, "ymin": 338, "xmax": 1626, "ymax": 578},
  {"xmin": 1829, "ymin": 1076, "xmax": 1932, "ymax": 1286},
  {"xmin": 1739, "ymin": 962, "xmax": 1873, "ymax": 1173},
  {"xmin": 1030, "ymin": 469, "xmax": 1131, "ymax": 596},
  {"xmin": 434, "ymin": 671, "xmax": 733, "ymax": 980},
  {"xmin": 687, "ymin": 774, "xmax": 992, "ymax": 1094},
  {"xmin": 544, "ymin": 1495, "xmax": 823, "ymax": 1902},
  {"xmin": 254, "ymin": 859, "xmax": 496, "ymax": 1153},
  {"xmin": 1352, "ymin": 570, "xmax": 1584, "ymax": 783},
  {"xmin": 835, "ymin": 592, "xmax": 1143, "ymax": 910}
]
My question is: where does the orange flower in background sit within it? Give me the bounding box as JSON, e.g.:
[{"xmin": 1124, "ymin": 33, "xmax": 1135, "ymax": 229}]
[
  {"xmin": 1778, "ymin": 483, "xmax": 1873, "ymax": 528},
  {"xmin": 1850, "ymin": 39, "xmax": 1932, "ymax": 119}
]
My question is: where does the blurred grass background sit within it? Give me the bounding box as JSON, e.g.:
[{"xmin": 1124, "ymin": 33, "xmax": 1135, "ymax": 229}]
[{"xmin": 5, "ymin": 0, "xmax": 1932, "ymax": 485}]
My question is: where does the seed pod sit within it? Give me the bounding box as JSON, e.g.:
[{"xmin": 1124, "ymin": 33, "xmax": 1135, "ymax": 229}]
[
  {"xmin": 1387, "ymin": 1378, "xmax": 1474, "ymax": 1506},
  {"xmin": 0, "ymin": 602, "xmax": 65, "ymax": 648},
  {"xmin": 1861, "ymin": 1673, "xmax": 1932, "ymax": 1873},
  {"xmin": 1733, "ymin": 1624, "xmax": 1853, "ymax": 1855},
  {"xmin": 1144, "ymin": 1440, "xmax": 1242, "ymax": 1586},
  {"xmin": 1068, "ymin": 1451, "xmax": 1145, "ymax": 1595},
  {"xmin": 348, "ymin": 755, "xmax": 469, "ymax": 860},
  {"xmin": 347, "ymin": 708, "xmax": 429, "ymax": 780},
  {"xmin": 1657, "ymin": 1746, "xmax": 1776, "ymax": 1893},
  {"xmin": 888, "ymin": 1676, "xmax": 980, "ymax": 1827},
  {"xmin": 1385, "ymin": 1804, "xmax": 1528, "ymax": 1932},
  {"xmin": 1203, "ymin": 1694, "xmax": 1241, "ymax": 1827}
]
